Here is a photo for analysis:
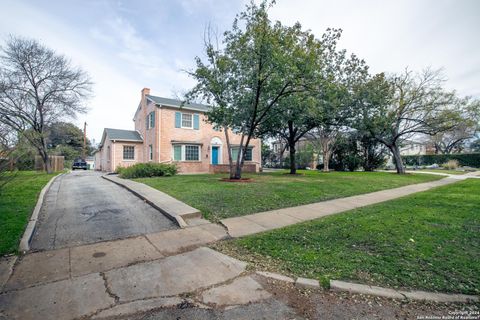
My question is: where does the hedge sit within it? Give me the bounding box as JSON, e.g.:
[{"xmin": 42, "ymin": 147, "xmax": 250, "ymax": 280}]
[
  {"xmin": 403, "ymin": 153, "xmax": 480, "ymax": 168},
  {"xmin": 117, "ymin": 163, "xmax": 177, "ymax": 178}
]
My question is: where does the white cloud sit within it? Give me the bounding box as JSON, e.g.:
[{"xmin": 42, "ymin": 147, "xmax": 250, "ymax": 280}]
[
  {"xmin": 269, "ymin": 0, "xmax": 480, "ymax": 98},
  {"xmin": 0, "ymin": 0, "xmax": 478, "ymax": 143},
  {"xmin": 0, "ymin": 0, "xmax": 196, "ymax": 142}
]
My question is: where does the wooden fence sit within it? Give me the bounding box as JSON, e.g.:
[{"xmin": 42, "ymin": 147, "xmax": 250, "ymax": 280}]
[{"xmin": 35, "ymin": 155, "xmax": 64, "ymax": 172}]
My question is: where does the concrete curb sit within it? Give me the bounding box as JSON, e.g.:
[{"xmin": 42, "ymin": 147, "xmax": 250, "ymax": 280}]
[
  {"xmin": 102, "ymin": 175, "xmax": 201, "ymax": 228},
  {"xmin": 255, "ymin": 271, "xmax": 319, "ymax": 289},
  {"xmin": 256, "ymin": 271, "xmax": 295, "ymax": 283},
  {"xmin": 330, "ymin": 280, "xmax": 479, "ymax": 303},
  {"xmin": 19, "ymin": 173, "xmax": 63, "ymax": 252}
]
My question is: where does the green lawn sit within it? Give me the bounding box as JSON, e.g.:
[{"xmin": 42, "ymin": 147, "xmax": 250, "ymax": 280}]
[
  {"xmin": 214, "ymin": 179, "xmax": 480, "ymax": 294},
  {"xmin": 0, "ymin": 171, "xmax": 56, "ymax": 255},
  {"xmin": 135, "ymin": 170, "xmax": 442, "ymax": 221}
]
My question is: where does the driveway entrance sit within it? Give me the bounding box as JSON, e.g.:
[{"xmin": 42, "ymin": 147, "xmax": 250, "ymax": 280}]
[{"xmin": 30, "ymin": 170, "xmax": 177, "ymax": 250}]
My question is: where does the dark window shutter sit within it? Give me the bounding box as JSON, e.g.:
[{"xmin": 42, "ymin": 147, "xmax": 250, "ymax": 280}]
[
  {"xmin": 193, "ymin": 114, "xmax": 200, "ymax": 130},
  {"xmin": 175, "ymin": 112, "xmax": 181, "ymax": 128}
]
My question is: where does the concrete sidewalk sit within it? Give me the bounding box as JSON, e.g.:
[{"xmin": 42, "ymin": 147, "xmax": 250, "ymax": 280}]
[
  {"xmin": 221, "ymin": 175, "xmax": 468, "ymax": 237},
  {"xmin": 0, "ymin": 240, "xmax": 296, "ymax": 320},
  {"xmin": 103, "ymin": 174, "xmax": 201, "ymax": 228}
]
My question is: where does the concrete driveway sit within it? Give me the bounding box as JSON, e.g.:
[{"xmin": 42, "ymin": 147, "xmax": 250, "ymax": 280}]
[{"xmin": 30, "ymin": 170, "xmax": 177, "ymax": 250}]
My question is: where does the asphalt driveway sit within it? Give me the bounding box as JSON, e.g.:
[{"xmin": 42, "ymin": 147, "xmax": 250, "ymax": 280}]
[{"xmin": 30, "ymin": 170, "xmax": 177, "ymax": 250}]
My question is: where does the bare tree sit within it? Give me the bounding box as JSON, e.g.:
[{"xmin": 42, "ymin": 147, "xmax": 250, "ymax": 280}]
[
  {"xmin": 0, "ymin": 36, "xmax": 91, "ymax": 173},
  {"xmin": 308, "ymin": 126, "xmax": 341, "ymax": 172},
  {"xmin": 430, "ymin": 96, "xmax": 480, "ymax": 154},
  {"xmin": 357, "ymin": 69, "xmax": 456, "ymax": 174}
]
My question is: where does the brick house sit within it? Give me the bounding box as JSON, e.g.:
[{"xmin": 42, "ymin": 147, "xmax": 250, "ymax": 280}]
[{"xmin": 94, "ymin": 88, "xmax": 262, "ymax": 173}]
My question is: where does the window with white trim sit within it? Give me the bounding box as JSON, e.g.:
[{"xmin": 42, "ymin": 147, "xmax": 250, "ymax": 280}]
[
  {"xmin": 123, "ymin": 146, "xmax": 135, "ymax": 160},
  {"xmin": 149, "ymin": 112, "xmax": 155, "ymax": 129},
  {"xmin": 231, "ymin": 147, "xmax": 253, "ymax": 161},
  {"xmin": 149, "ymin": 145, "xmax": 153, "ymax": 161},
  {"xmin": 172, "ymin": 145, "xmax": 200, "ymax": 161},
  {"xmin": 185, "ymin": 145, "xmax": 199, "ymax": 161},
  {"xmin": 181, "ymin": 113, "xmax": 193, "ymax": 128},
  {"xmin": 146, "ymin": 112, "xmax": 155, "ymax": 129}
]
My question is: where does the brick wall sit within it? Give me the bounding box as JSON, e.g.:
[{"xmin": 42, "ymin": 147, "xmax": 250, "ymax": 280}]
[
  {"xmin": 158, "ymin": 107, "xmax": 261, "ymax": 173},
  {"xmin": 209, "ymin": 163, "xmax": 258, "ymax": 174},
  {"xmin": 125, "ymin": 89, "xmax": 262, "ymax": 174},
  {"xmin": 111, "ymin": 141, "xmax": 144, "ymax": 171}
]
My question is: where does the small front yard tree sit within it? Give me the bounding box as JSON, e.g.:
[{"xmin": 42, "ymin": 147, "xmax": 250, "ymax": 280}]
[
  {"xmin": 0, "ymin": 36, "xmax": 91, "ymax": 173},
  {"xmin": 309, "ymin": 29, "xmax": 368, "ymax": 173},
  {"xmin": 354, "ymin": 69, "xmax": 459, "ymax": 174},
  {"xmin": 264, "ymin": 28, "xmax": 369, "ymax": 174},
  {"xmin": 188, "ymin": 1, "xmax": 313, "ymax": 179}
]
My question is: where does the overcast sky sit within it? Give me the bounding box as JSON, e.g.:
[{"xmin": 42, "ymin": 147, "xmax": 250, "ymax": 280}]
[{"xmin": 1, "ymin": 0, "xmax": 479, "ymax": 143}]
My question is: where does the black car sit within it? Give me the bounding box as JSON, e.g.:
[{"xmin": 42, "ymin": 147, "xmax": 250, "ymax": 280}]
[{"xmin": 72, "ymin": 159, "xmax": 88, "ymax": 170}]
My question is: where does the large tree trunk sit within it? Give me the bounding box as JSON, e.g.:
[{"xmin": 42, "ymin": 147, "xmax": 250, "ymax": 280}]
[
  {"xmin": 322, "ymin": 138, "xmax": 332, "ymax": 172},
  {"xmin": 389, "ymin": 144, "xmax": 405, "ymax": 174},
  {"xmin": 38, "ymin": 149, "xmax": 52, "ymax": 173},
  {"xmin": 37, "ymin": 134, "xmax": 52, "ymax": 173},
  {"xmin": 288, "ymin": 141, "xmax": 296, "ymax": 174},
  {"xmin": 232, "ymin": 133, "xmax": 246, "ymax": 180},
  {"xmin": 323, "ymin": 149, "xmax": 331, "ymax": 172},
  {"xmin": 224, "ymin": 128, "xmax": 235, "ymax": 179},
  {"xmin": 318, "ymin": 129, "xmax": 336, "ymax": 172}
]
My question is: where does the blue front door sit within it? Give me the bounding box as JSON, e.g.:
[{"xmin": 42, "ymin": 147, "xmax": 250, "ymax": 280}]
[{"xmin": 212, "ymin": 146, "xmax": 219, "ymax": 165}]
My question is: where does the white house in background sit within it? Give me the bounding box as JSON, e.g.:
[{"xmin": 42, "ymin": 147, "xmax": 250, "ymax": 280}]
[
  {"xmin": 85, "ymin": 156, "xmax": 95, "ymax": 170},
  {"xmin": 400, "ymin": 139, "xmax": 434, "ymax": 156}
]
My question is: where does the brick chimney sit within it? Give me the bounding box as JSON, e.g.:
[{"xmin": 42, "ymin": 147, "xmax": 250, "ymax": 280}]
[{"xmin": 141, "ymin": 87, "xmax": 150, "ymax": 98}]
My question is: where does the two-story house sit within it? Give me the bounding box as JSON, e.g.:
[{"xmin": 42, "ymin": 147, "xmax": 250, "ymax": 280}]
[{"xmin": 94, "ymin": 88, "xmax": 262, "ymax": 173}]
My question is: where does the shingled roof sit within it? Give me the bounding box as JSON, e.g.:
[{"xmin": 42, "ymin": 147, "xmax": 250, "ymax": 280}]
[
  {"xmin": 146, "ymin": 95, "xmax": 210, "ymax": 112},
  {"xmin": 99, "ymin": 128, "xmax": 143, "ymax": 148}
]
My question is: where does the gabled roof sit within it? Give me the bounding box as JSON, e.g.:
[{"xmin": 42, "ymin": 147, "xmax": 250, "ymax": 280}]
[
  {"xmin": 146, "ymin": 95, "xmax": 210, "ymax": 112},
  {"xmin": 99, "ymin": 128, "xmax": 143, "ymax": 148}
]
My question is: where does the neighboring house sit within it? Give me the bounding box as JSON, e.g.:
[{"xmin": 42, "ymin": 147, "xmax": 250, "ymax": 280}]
[
  {"xmin": 95, "ymin": 88, "xmax": 261, "ymax": 173},
  {"xmin": 385, "ymin": 139, "xmax": 435, "ymax": 167},
  {"xmin": 399, "ymin": 139, "xmax": 435, "ymax": 156},
  {"xmin": 85, "ymin": 156, "xmax": 95, "ymax": 170}
]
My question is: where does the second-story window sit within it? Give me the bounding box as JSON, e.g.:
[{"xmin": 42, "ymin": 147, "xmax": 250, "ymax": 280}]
[
  {"xmin": 175, "ymin": 112, "xmax": 199, "ymax": 130},
  {"xmin": 182, "ymin": 113, "xmax": 192, "ymax": 128},
  {"xmin": 149, "ymin": 112, "xmax": 155, "ymax": 129},
  {"xmin": 146, "ymin": 112, "xmax": 155, "ymax": 129}
]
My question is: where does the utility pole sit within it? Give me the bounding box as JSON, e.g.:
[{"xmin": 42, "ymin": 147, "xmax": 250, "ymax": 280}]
[{"xmin": 83, "ymin": 121, "xmax": 87, "ymax": 159}]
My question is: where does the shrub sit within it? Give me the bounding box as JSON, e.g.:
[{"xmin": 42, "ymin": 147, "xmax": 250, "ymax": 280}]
[
  {"xmin": 118, "ymin": 163, "xmax": 177, "ymax": 179},
  {"xmin": 115, "ymin": 165, "xmax": 125, "ymax": 175},
  {"xmin": 442, "ymin": 159, "xmax": 459, "ymax": 170},
  {"xmin": 403, "ymin": 153, "xmax": 480, "ymax": 168}
]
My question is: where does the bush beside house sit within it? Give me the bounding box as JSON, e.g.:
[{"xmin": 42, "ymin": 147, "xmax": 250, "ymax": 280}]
[{"xmin": 117, "ymin": 163, "xmax": 177, "ymax": 179}]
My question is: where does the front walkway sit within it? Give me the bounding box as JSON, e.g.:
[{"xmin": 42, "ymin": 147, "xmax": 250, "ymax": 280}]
[{"xmin": 221, "ymin": 171, "xmax": 480, "ymax": 237}]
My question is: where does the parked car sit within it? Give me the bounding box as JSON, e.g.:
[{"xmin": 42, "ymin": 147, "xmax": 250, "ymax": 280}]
[{"xmin": 72, "ymin": 159, "xmax": 87, "ymax": 170}]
